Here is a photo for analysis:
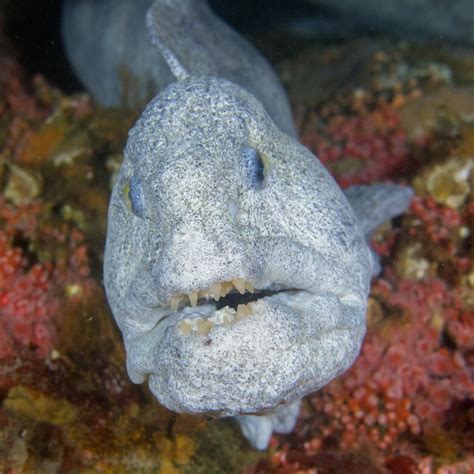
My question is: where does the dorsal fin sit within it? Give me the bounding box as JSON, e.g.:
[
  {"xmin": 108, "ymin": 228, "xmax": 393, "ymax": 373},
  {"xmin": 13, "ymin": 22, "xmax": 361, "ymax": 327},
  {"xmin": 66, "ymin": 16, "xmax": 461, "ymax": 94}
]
[
  {"xmin": 343, "ymin": 183, "xmax": 414, "ymax": 238},
  {"xmin": 146, "ymin": 0, "xmax": 228, "ymax": 82},
  {"xmin": 146, "ymin": 1, "xmax": 190, "ymax": 81}
]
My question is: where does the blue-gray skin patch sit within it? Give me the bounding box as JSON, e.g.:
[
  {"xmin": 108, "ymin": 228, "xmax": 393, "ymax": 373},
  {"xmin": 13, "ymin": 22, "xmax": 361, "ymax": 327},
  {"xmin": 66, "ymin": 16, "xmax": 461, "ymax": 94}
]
[
  {"xmin": 240, "ymin": 146, "xmax": 265, "ymax": 190},
  {"xmin": 128, "ymin": 176, "xmax": 146, "ymax": 218},
  {"xmin": 99, "ymin": 0, "xmax": 414, "ymax": 450}
]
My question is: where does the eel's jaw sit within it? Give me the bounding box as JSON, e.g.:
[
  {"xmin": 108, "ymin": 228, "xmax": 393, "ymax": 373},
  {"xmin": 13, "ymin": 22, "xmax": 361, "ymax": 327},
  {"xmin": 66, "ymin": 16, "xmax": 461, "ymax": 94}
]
[
  {"xmin": 145, "ymin": 286, "xmax": 366, "ymax": 416},
  {"xmin": 123, "ymin": 237, "xmax": 369, "ymax": 416}
]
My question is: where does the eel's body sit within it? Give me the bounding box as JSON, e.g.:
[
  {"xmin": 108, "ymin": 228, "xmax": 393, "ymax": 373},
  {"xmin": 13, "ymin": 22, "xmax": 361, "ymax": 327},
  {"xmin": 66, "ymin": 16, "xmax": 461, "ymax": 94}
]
[{"xmin": 63, "ymin": 0, "xmax": 413, "ymax": 449}]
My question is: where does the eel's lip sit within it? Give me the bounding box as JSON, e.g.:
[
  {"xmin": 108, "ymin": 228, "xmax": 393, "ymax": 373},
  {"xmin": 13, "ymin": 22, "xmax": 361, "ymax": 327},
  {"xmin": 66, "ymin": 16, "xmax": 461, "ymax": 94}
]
[
  {"xmin": 159, "ymin": 278, "xmax": 307, "ymax": 335},
  {"xmin": 148, "ymin": 287, "xmax": 366, "ymax": 416}
]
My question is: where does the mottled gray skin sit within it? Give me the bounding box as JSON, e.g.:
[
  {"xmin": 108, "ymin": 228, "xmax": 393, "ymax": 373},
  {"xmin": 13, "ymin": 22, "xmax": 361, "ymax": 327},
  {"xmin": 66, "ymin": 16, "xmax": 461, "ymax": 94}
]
[
  {"xmin": 99, "ymin": 0, "xmax": 413, "ymax": 450},
  {"xmin": 105, "ymin": 75, "xmax": 370, "ymax": 448}
]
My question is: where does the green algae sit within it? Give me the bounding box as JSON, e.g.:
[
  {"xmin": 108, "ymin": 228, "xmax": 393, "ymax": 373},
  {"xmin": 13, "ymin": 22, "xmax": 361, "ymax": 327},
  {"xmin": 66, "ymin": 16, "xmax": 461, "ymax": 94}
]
[{"xmin": 4, "ymin": 385, "xmax": 78, "ymax": 426}]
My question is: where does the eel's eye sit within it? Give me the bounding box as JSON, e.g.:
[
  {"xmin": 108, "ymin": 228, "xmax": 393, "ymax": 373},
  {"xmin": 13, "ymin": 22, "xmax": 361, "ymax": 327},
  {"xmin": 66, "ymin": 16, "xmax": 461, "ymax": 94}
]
[
  {"xmin": 240, "ymin": 146, "xmax": 265, "ymax": 189},
  {"xmin": 122, "ymin": 176, "xmax": 145, "ymax": 218}
]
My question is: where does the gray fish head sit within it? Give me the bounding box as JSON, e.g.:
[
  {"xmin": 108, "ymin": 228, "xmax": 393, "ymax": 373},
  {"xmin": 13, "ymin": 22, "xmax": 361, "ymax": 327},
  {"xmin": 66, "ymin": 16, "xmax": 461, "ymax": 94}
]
[{"xmin": 104, "ymin": 76, "xmax": 372, "ymax": 416}]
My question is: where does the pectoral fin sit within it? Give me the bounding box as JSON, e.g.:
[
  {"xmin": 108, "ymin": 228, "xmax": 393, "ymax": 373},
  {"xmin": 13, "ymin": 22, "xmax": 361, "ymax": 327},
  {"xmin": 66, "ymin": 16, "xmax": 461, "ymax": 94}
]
[{"xmin": 344, "ymin": 183, "xmax": 414, "ymax": 239}]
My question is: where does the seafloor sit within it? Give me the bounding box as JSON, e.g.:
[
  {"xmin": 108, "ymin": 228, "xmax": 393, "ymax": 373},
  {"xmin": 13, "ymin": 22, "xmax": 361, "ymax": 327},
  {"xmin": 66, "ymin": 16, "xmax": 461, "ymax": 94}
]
[{"xmin": 0, "ymin": 8, "xmax": 473, "ymax": 474}]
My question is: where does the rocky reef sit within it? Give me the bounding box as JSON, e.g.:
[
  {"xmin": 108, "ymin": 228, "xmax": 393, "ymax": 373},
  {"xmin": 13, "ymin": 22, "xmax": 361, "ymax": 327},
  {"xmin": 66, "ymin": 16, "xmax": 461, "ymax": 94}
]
[{"xmin": 0, "ymin": 6, "xmax": 473, "ymax": 474}]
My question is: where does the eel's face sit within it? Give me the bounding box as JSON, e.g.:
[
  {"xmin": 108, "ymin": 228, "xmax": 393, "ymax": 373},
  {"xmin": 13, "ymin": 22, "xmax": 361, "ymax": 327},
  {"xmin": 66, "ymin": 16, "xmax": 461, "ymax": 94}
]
[{"xmin": 104, "ymin": 77, "xmax": 371, "ymax": 416}]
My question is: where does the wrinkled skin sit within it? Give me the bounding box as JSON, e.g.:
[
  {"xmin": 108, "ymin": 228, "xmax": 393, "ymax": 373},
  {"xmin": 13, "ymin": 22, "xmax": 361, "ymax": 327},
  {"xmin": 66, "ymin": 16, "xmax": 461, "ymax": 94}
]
[{"xmin": 104, "ymin": 77, "xmax": 371, "ymax": 418}]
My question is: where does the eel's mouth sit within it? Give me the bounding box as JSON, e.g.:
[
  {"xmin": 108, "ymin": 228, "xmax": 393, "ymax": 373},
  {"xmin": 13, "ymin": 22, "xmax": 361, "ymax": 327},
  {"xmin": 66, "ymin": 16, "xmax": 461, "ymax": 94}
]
[
  {"xmin": 148, "ymin": 275, "xmax": 366, "ymax": 416},
  {"xmin": 165, "ymin": 279, "xmax": 301, "ymax": 336}
]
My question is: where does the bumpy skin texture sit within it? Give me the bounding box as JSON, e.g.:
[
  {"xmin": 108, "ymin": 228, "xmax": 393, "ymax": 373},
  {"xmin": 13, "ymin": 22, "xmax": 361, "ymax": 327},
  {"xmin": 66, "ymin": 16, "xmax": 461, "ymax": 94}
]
[{"xmin": 104, "ymin": 75, "xmax": 371, "ymax": 416}]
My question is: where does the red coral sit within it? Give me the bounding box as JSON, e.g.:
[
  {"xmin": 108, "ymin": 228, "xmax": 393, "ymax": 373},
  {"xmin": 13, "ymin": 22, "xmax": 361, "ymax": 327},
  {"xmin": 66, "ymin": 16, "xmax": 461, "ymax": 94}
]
[
  {"xmin": 0, "ymin": 229, "xmax": 58, "ymax": 359},
  {"xmin": 298, "ymin": 102, "xmax": 410, "ymax": 188},
  {"xmin": 385, "ymin": 456, "xmax": 418, "ymax": 474},
  {"xmin": 0, "ymin": 198, "xmax": 91, "ymax": 360},
  {"xmin": 313, "ymin": 276, "xmax": 470, "ymax": 440},
  {"xmin": 409, "ymin": 197, "xmax": 463, "ymax": 251}
]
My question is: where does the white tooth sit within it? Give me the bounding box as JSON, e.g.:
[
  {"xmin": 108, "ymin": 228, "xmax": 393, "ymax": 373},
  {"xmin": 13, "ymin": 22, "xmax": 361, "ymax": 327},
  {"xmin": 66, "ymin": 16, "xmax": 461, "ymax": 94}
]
[
  {"xmin": 220, "ymin": 307, "xmax": 236, "ymax": 325},
  {"xmin": 245, "ymin": 281, "xmax": 254, "ymax": 293},
  {"xmin": 236, "ymin": 304, "xmax": 250, "ymax": 321},
  {"xmin": 211, "ymin": 283, "xmax": 221, "ymax": 301},
  {"xmin": 233, "ymin": 278, "xmax": 245, "ymax": 294},
  {"xmin": 170, "ymin": 295, "xmax": 182, "ymax": 311},
  {"xmin": 179, "ymin": 320, "xmax": 192, "ymax": 335},
  {"xmin": 200, "ymin": 289, "xmax": 211, "ymax": 300},
  {"xmin": 221, "ymin": 282, "xmax": 232, "ymax": 297},
  {"xmin": 189, "ymin": 291, "xmax": 198, "ymax": 307},
  {"xmin": 196, "ymin": 318, "xmax": 213, "ymax": 335}
]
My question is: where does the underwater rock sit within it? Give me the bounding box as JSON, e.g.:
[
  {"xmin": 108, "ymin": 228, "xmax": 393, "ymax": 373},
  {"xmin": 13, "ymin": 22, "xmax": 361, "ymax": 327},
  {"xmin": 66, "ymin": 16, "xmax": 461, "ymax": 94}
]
[
  {"xmin": 2, "ymin": 161, "xmax": 41, "ymax": 205},
  {"xmin": 413, "ymin": 156, "xmax": 473, "ymax": 210},
  {"xmin": 399, "ymin": 86, "xmax": 474, "ymax": 142},
  {"xmin": 298, "ymin": 100, "xmax": 410, "ymax": 188}
]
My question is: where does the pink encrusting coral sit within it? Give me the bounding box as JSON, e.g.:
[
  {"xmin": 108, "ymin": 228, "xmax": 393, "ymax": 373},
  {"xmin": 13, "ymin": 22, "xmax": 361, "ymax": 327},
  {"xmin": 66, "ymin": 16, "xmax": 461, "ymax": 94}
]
[
  {"xmin": 409, "ymin": 196, "xmax": 464, "ymax": 252},
  {"xmin": 270, "ymin": 269, "xmax": 468, "ymax": 464},
  {"xmin": 0, "ymin": 198, "xmax": 91, "ymax": 360},
  {"xmin": 0, "ymin": 229, "xmax": 57, "ymax": 359},
  {"xmin": 312, "ymin": 273, "xmax": 473, "ymax": 449},
  {"xmin": 297, "ymin": 101, "xmax": 410, "ymax": 188}
]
